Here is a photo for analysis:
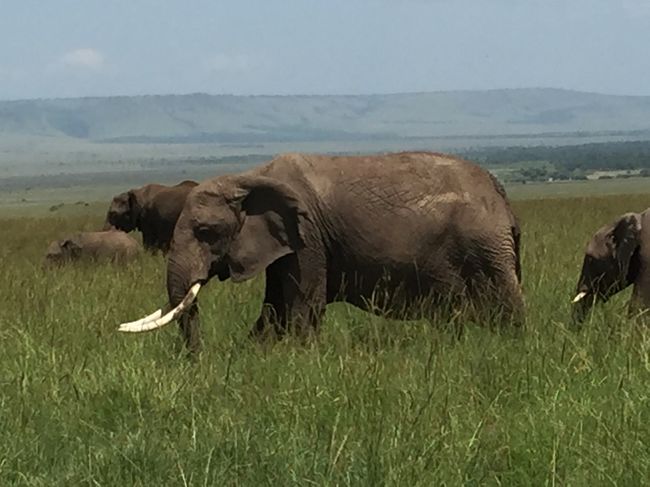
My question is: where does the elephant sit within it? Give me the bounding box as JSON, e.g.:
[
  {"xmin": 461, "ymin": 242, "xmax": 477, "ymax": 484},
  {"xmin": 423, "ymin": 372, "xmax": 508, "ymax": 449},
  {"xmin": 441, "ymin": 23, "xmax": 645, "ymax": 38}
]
[
  {"xmin": 572, "ymin": 208, "xmax": 649, "ymax": 322},
  {"xmin": 103, "ymin": 180, "xmax": 198, "ymax": 252},
  {"xmin": 117, "ymin": 151, "xmax": 524, "ymax": 353},
  {"xmin": 44, "ymin": 230, "xmax": 141, "ymax": 265}
]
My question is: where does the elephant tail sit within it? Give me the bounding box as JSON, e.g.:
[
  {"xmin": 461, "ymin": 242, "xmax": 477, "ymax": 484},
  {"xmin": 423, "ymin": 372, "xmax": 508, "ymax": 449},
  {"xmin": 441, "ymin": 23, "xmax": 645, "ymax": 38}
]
[
  {"xmin": 487, "ymin": 170, "xmax": 522, "ymax": 284},
  {"xmin": 512, "ymin": 220, "xmax": 522, "ymax": 284}
]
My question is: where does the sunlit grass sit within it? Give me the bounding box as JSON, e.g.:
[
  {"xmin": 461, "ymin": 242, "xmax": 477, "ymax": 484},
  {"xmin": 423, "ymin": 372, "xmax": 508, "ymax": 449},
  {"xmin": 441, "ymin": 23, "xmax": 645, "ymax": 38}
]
[{"xmin": 0, "ymin": 193, "xmax": 649, "ymax": 484}]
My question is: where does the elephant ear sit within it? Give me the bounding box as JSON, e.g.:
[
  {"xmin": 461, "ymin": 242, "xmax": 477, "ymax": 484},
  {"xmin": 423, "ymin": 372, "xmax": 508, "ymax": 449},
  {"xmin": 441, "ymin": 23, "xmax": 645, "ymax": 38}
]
[
  {"xmin": 105, "ymin": 191, "xmax": 138, "ymax": 230},
  {"xmin": 60, "ymin": 238, "xmax": 82, "ymax": 258},
  {"xmin": 127, "ymin": 190, "xmax": 142, "ymax": 227},
  {"xmin": 610, "ymin": 213, "xmax": 642, "ymax": 280},
  {"xmin": 225, "ymin": 175, "xmax": 309, "ymax": 282}
]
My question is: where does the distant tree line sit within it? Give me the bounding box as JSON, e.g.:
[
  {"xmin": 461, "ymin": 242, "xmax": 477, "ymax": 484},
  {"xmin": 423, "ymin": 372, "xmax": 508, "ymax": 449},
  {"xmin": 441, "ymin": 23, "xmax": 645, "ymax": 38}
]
[
  {"xmin": 130, "ymin": 140, "xmax": 650, "ymax": 185},
  {"xmin": 458, "ymin": 140, "xmax": 650, "ymax": 183}
]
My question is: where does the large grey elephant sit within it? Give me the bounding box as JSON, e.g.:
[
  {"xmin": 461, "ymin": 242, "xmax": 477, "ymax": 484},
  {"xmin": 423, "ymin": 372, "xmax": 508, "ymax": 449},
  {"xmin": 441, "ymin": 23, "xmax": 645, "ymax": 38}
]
[
  {"xmin": 572, "ymin": 208, "xmax": 649, "ymax": 322},
  {"xmin": 103, "ymin": 180, "xmax": 198, "ymax": 252},
  {"xmin": 118, "ymin": 152, "xmax": 524, "ymax": 352},
  {"xmin": 45, "ymin": 230, "xmax": 141, "ymax": 265}
]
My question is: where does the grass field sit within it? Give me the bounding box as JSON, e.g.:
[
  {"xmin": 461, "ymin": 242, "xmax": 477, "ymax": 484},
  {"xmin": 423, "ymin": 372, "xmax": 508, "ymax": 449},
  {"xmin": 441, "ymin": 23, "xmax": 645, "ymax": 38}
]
[
  {"xmin": 1, "ymin": 184, "xmax": 650, "ymax": 485},
  {"xmin": 506, "ymin": 177, "xmax": 650, "ymax": 200}
]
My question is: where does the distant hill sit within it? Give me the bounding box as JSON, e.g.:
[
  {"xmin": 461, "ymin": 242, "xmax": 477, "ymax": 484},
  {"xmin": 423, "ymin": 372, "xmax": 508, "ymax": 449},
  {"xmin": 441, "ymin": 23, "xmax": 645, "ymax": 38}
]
[
  {"xmin": 2, "ymin": 88, "xmax": 650, "ymax": 143},
  {"xmin": 2, "ymin": 88, "xmax": 650, "ymax": 180}
]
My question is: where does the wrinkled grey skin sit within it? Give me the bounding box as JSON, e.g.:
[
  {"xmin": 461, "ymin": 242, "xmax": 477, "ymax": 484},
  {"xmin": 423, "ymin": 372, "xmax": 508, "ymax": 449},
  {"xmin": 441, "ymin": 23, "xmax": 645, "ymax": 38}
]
[
  {"xmin": 573, "ymin": 208, "xmax": 649, "ymax": 322},
  {"xmin": 162, "ymin": 152, "xmax": 523, "ymax": 353},
  {"xmin": 103, "ymin": 180, "xmax": 198, "ymax": 252},
  {"xmin": 45, "ymin": 230, "xmax": 141, "ymax": 265}
]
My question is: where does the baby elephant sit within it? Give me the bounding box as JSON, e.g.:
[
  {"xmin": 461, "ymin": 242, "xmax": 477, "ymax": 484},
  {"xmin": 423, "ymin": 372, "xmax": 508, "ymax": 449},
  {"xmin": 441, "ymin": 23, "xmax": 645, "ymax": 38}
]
[
  {"xmin": 572, "ymin": 208, "xmax": 649, "ymax": 322},
  {"xmin": 45, "ymin": 230, "xmax": 141, "ymax": 265}
]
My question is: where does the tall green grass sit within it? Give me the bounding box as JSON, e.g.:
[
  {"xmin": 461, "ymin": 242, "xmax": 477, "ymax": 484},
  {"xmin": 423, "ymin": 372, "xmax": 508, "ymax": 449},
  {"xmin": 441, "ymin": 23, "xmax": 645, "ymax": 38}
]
[{"xmin": 1, "ymin": 193, "xmax": 649, "ymax": 485}]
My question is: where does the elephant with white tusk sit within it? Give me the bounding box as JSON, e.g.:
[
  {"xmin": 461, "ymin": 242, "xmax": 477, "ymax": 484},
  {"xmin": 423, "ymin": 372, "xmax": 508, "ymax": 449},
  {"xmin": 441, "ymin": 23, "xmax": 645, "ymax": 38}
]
[
  {"xmin": 118, "ymin": 151, "xmax": 524, "ymax": 353},
  {"xmin": 572, "ymin": 208, "xmax": 650, "ymax": 322}
]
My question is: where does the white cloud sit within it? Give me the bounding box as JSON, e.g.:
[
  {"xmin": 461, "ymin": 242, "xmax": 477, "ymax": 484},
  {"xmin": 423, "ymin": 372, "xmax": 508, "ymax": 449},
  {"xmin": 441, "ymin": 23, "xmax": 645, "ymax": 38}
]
[
  {"xmin": 60, "ymin": 48, "xmax": 105, "ymax": 70},
  {"xmin": 203, "ymin": 53, "xmax": 252, "ymax": 73}
]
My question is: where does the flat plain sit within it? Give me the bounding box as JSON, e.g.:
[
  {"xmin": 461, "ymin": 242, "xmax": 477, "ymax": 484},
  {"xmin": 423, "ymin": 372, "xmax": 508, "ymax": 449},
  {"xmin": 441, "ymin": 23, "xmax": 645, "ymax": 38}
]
[{"xmin": 1, "ymin": 178, "xmax": 649, "ymax": 485}]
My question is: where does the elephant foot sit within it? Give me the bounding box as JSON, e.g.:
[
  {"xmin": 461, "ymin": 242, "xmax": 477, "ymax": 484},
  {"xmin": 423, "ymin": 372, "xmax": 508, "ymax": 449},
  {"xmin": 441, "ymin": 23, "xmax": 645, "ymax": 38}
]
[
  {"xmin": 248, "ymin": 318, "xmax": 286, "ymax": 343},
  {"xmin": 248, "ymin": 314, "xmax": 321, "ymax": 346}
]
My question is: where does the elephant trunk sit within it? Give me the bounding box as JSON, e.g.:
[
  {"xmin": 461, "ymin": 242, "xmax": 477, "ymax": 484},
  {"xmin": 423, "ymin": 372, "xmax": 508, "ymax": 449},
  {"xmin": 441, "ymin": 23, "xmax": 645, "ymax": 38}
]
[
  {"xmin": 166, "ymin": 250, "xmax": 207, "ymax": 352},
  {"xmin": 102, "ymin": 221, "xmax": 116, "ymax": 231},
  {"xmin": 571, "ymin": 289, "xmax": 594, "ymax": 323},
  {"xmin": 102, "ymin": 210, "xmax": 118, "ymax": 231},
  {"xmin": 166, "ymin": 230, "xmax": 215, "ymax": 304},
  {"xmin": 167, "ymin": 254, "xmax": 195, "ymax": 307},
  {"xmin": 116, "ymin": 231, "xmax": 212, "ymax": 352},
  {"xmin": 571, "ymin": 271, "xmax": 601, "ymax": 323}
]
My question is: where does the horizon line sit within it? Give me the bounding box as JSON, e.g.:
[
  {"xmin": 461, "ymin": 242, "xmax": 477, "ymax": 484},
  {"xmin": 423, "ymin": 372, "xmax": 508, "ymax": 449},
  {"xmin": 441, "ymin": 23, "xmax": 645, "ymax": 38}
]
[{"xmin": 2, "ymin": 86, "xmax": 648, "ymax": 104}]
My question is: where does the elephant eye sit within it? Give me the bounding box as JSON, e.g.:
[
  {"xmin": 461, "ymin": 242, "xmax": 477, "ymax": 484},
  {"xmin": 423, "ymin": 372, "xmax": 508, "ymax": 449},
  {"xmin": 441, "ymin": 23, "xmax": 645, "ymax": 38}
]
[{"xmin": 194, "ymin": 224, "xmax": 221, "ymax": 242}]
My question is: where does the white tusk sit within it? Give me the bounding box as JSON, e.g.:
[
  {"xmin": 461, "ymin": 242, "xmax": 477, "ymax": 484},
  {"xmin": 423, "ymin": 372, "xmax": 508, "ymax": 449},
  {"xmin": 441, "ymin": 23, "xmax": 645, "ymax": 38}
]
[
  {"xmin": 118, "ymin": 283, "xmax": 202, "ymax": 333},
  {"xmin": 116, "ymin": 308, "xmax": 164, "ymax": 330},
  {"xmin": 572, "ymin": 291, "xmax": 588, "ymax": 304}
]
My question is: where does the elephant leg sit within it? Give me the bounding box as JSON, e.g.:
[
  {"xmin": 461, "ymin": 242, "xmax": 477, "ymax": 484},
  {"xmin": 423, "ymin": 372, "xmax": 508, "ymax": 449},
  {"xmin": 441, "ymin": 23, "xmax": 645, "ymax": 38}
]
[
  {"xmin": 250, "ymin": 249, "xmax": 327, "ymax": 341},
  {"xmin": 628, "ymin": 274, "xmax": 650, "ymax": 323},
  {"xmin": 142, "ymin": 232, "xmax": 155, "ymax": 251},
  {"xmin": 283, "ymin": 260, "xmax": 328, "ymax": 340},
  {"xmin": 505, "ymin": 281, "xmax": 526, "ymax": 326},
  {"xmin": 154, "ymin": 225, "xmax": 171, "ymax": 253},
  {"xmin": 472, "ymin": 268, "xmax": 525, "ymax": 326},
  {"xmin": 493, "ymin": 269, "xmax": 525, "ymax": 326},
  {"xmin": 249, "ymin": 260, "xmax": 285, "ymax": 340},
  {"xmin": 141, "ymin": 223, "xmax": 161, "ymax": 252}
]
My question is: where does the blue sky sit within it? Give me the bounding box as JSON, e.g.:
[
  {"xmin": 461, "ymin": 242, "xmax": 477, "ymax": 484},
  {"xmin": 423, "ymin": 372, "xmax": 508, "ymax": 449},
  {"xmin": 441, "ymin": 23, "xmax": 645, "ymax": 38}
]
[{"xmin": 1, "ymin": 0, "xmax": 649, "ymax": 100}]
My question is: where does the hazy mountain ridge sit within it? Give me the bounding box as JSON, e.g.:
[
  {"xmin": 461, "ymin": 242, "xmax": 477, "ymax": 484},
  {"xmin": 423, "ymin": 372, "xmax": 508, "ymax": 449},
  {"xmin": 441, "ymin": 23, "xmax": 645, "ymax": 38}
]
[{"xmin": 2, "ymin": 88, "xmax": 650, "ymax": 143}]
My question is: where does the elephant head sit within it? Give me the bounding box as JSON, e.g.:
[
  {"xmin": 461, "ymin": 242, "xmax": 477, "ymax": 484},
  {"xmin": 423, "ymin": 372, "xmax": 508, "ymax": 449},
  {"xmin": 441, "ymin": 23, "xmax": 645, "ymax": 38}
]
[
  {"xmin": 103, "ymin": 191, "xmax": 140, "ymax": 232},
  {"xmin": 572, "ymin": 213, "xmax": 642, "ymax": 321},
  {"xmin": 44, "ymin": 238, "xmax": 82, "ymax": 265},
  {"xmin": 117, "ymin": 174, "xmax": 309, "ymax": 349}
]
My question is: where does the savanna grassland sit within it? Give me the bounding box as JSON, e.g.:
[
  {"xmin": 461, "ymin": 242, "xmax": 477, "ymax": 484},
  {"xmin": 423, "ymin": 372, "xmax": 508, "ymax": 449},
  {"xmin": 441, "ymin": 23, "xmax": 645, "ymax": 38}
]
[{"xmin": 1, "ymin": 185, "xmax": 650, "ymax": 485}]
